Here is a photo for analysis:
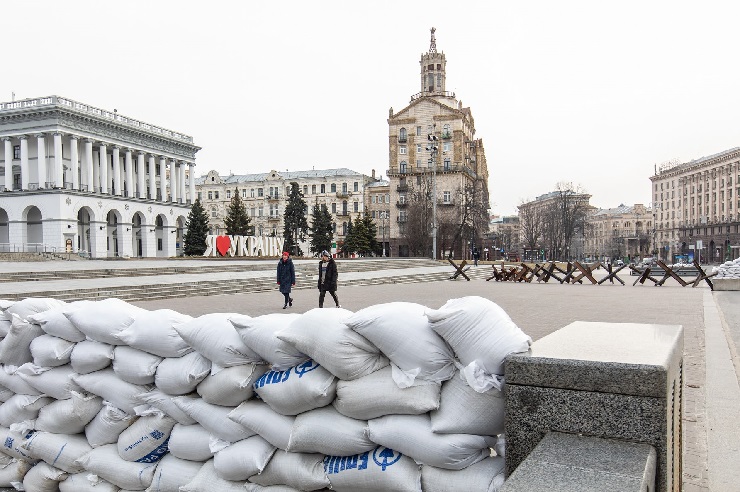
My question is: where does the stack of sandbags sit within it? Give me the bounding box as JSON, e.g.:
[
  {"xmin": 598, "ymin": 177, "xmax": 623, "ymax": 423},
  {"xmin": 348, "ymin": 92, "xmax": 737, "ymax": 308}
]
[
  {"xmin": 713, "ymin": 257, "xmax": 740, "ymax": 278},
  {"xmin": 0, "ymin": 295, "xmax": 529, "ymax": 492}
]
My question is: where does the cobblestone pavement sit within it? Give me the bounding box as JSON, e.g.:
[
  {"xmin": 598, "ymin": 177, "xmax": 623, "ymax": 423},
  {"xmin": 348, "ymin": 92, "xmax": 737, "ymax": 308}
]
[{"xmin": 132, "ymin": 270, "xmax": 730, "ymax": 490}]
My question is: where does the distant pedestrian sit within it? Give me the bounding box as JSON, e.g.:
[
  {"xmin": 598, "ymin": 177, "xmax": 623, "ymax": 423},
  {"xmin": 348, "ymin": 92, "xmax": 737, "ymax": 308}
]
[
  {"xmin": 318, "ymin": 250, "xmax": 340, "ymax": 308},
  {"xmin": 473, "ymin": 248, "xmax": 480, "ymax": 266},
  {"xmin": 276, "ymin": 251, "xmax": 295, "ymax": 309}
]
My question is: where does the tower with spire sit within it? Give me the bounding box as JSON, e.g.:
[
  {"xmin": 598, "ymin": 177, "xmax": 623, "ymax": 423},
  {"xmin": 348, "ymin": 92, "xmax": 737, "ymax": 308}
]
[{"xmin": 419, "ymin": 27, "xmax": 447, "ymax": 96}]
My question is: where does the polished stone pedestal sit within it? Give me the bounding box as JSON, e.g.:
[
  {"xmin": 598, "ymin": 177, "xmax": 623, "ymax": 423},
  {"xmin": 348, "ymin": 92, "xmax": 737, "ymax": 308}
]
[{"xmin": 504, "ymin": 321, "xmax": 683, "ymax": 492}]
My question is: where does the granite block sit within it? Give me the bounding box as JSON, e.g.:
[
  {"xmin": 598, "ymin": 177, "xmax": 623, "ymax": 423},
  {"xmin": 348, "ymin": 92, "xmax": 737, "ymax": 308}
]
[
  {"xmin": 501, "ymin": 432, "xmax": 656, "ymax": 492},
  {"xmin": 712, "ymin": 278, "xmax": 740, "ymax": 291},
  {"xmin": 505, "ymin": 321, "xmax": 683, "ymax": 397}
]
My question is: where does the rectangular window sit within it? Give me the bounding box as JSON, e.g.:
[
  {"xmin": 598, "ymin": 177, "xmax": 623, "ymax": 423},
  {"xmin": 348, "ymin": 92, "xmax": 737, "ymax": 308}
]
[
  {"xmin": 251, "ymin": 188, "xmax": 255, "ymax": 197},
  {"xmin": 416, "ymin": 126, "xmax": 422, "ymax": 136},
  {"xmin": 443, "ymin": 191, "xmax": 451, "ymax": 203},
  {"xmin": 385, "ymin": 194, "xmax": 390, "ymax": 203},
  {"xmin": 13, "ymin": 145, "xmax": 20, "ymax": 159},
  {"xmin": 443, "ymin": 142, "xmax": 452, "ymax": 152},
  {"xmin": 372, "ymin": 196, "xmax": 376, "ymax": 204},
  {"xmin": 226, "ymin": 190, "xmax": 231, "ymax": 199},
  {"xmin": 399, "ymin": 146, "xmax": 407, "ymax": 155},
  {"xmin": 303, "ymin": 185, "xmax": 308, "ymax": 195},
  {"xmin": 417, "ymin": 144, "xmax": 422, "ymax": 153},
  {"xmin": 353, "ymin": 182, "xmax": 358, "ymax": 192},
  {"xmin": 331, "ymin": 203, "xmax": 337, "ymax": 213},
  {"xmin": 242, "ymin": 189, "xmax": 247, "ymax": 198},
  {"xmin": 208, "ymin": 191, "xmax": 213, "ymax": 200},
  {"xmin": 258, "ymin": 206, "xmax": 263, "ymax": 217},
  {"xmin": 214, "ymin": 191, "xmax": 219, "ymax": 199},
  {"xmin": 197, "ymin": 192, "xmax": 202, "ymax": 201},
  {"xmin": 354, "ymin": 202, "xmax": 359, "ymax": 212},
  {"xmin": 321, "ymin": 184, "xmax": 326, "ymax": 193},
  {"xmin": 331, "ymin": 183, "xmax": 337, "ymax": 192},
  {"xmin": 258, "ymin": 188, "xmax": 263, "ymax": 197},
  {"xmin": 312, "ymin": 184, "xmax": 316, "ymax": 194}
]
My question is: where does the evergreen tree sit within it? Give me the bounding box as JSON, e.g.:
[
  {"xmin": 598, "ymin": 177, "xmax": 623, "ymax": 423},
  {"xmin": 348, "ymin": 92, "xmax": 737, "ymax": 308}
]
[
  {"xmin": 343, "ymin": 220, "xmax": 356, "ymax": 256},
  {"xmin": 351, "ymin": 215, "xmax": 371, "ymax": 256},
  {"xmin": 361, "ymin": 213, "xmax": 380, "ymax": 256},
  {"xmin": 283, "ymin": 182, "xmax": 310, "ymax": 256},
  {"xmin": 183, "ymin": 198, "xmax": 210, "ymax": 256},
  {"xmin": 224, "ymin": 187, "xmax": 251, "ymax": 236},
  {"xmin": 310, "ymin": 203, "xmax": 334, "ymax": 255}
]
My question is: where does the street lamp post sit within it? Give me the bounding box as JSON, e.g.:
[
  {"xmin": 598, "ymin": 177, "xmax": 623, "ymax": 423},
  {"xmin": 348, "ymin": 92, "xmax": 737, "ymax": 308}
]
[
  {"xmin": 381, "ymin": 211, "xmax": 387, "ymax": 257},
  {"xmin": 426, "ymin": 128, "xmax": 439, "ymax": 260}
]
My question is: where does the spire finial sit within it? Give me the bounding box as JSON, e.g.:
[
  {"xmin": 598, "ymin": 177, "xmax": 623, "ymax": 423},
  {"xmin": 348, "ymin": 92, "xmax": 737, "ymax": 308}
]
[{"xmin": 429, "ymin": 27, "xmax": 437, "ymax": 53}]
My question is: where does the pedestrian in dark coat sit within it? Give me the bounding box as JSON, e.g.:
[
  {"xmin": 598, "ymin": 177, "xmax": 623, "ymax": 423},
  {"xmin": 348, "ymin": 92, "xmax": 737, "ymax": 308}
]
[
  {"xmin": 277, "ymin": 251, "xmax": 295, "ymax": 309},
  {"xmin": 317, "ymin": 250, "xmax": 340, "ymax": 308}
]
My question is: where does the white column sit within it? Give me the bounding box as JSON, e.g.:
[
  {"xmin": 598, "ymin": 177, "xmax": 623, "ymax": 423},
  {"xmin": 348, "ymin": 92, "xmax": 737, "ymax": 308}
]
[
  {"xmin": 112, "ymin": 146, "xmax": 121, "ymax": 195},
  {"xmin": 20, "ymin": 136, "xmax": 29, "ymax": 190},
  {"xmin": 36, "ymin": 134, "xmax": 46, "ymax": 188},
  {"xmin": 99, "ymin": 143, "xmax": 108, "ymax": 194},
  {"xmin": 179, "ymin": 160, "xmax": 186, "ymax": 204},
  {"xmin": 3, "ymin": 137, "xmax": 12, "ymax": 191},
  {"xmin": 171, "ymin": 161, "xmax": 178, "ymax": 203},
  {"xmin": 53, "ymin": 132, "xmax": 63, "ymax": 188},
  {"xmin": 69, "ymin": 136, "xmax": 79, "ymax": 191},
  {"xmin": 188, "ymin": 163, "xmax": 196, "ymax": 204},
  {"xmin": 137, "ymin": 152, "xmax": 145, "ymax": 199},
  {"xmin": 148, "ymin": 155, "xmax": 156, "ymax": 199},
  {"xmin": 158, "ymin": 156, "xmax": 167, "ymax": 201},
  {"xmin": 84, "ymin": 139, "xmax": 94, "ymax": 192},
  {"xmin": 124, "ymin": 150, "xmax": 133, "ymax": 198}
]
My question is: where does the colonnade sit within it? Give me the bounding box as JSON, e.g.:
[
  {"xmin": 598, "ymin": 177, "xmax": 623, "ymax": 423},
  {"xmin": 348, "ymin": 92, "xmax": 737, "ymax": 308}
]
[{"xmin": 1, "ymin": 133, "xmax": 196, "ymax": 204}]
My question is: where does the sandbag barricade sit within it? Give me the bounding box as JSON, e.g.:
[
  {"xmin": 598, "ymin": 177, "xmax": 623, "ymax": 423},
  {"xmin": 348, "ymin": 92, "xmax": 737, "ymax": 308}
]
[{"xmin": 0, "ymin": 295, "xmax": 525, "ymax": 491}]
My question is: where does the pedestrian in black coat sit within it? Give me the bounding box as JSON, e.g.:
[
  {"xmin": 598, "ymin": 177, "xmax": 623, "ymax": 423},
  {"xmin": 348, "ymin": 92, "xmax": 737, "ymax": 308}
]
[
  {"xmin": 276, "ymin": 251, "xmax": 295, "ymax": 309},
  {"xmin": 317, "ymin": 250, "xmax": 340, "ymax": 308}
]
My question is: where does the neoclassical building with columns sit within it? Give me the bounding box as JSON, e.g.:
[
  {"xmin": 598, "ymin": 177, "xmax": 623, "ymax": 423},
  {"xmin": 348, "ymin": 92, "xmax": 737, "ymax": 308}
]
[{"xmin": 0, "ymin": 95, "xmax": 199, "ymax": 258}]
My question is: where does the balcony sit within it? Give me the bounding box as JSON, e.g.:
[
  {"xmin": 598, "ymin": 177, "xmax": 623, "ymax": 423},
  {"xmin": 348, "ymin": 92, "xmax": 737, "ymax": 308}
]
[
  {"xmin": 441, "ymin": 132, "xmax": 452, "ymax": 139},
  {"xmin": 336, "ymin": 191, "xmax": 351, "ymax": 199},
  {"xmin": 398, "ymin": 136, "xmax": 407, "ymax": 143},
  {"xmin": 387, "ymin": 165, "xmax": 413, "ymax": 176},
  {"xmin": 267, "ymin": 214, "xmax": 281, "ymax": 221},
  {"xmin": 396, "ymin": 184, "xmax": 409, "ymax": 192},
  {"xmin": 396, "ymin": 201, "xmax": 408, "ymax": 208},
  {"xmin": 440, "ymin": 200, "xmax": 455, "ymax": 206},
  {"xmin": 397, "ymin": 216, "xmax": 407, "ymax": 223},
  {"xmin": 267, "ymin": 194, "xmax": 280, "ymax": 201},
  {"xmin": 336, "ymin": 211, "xmax": 350, "ymax": 217}
]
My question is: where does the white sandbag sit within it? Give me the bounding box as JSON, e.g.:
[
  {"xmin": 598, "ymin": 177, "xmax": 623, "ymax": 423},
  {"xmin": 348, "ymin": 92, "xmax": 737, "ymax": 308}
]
[
  {"xmin": 0, "ymin": 385, "xmax": 13, "ymax": 403},
  {"xmin": 248, "ymin": 450, "xmax": 330, "ymax": 491},
  {"xmin": 35, "ymin": 391, "xmax": 102, "ymax": 434},
  {"xmin": 196, "ymin": 363, "xmax": 268, "ymax": 407},
  {"xmin": 29, "ymin": 334, "xmax": 75, "ymax": 367},
  {"xmin": 288, "ymin": 405, "xmax": 374, "ymax": 456},
  {"xmin": 0, "ymin": 394, "xmax": 52, "ymax": 427},
  {"xmin": 4, "ymin": 298, "xmax": 65, "ymax": 322},
  {"xmin": 135, "ymin": 389, "xmax": 196, "ymax": 425},
  {"xmin": 85, "ymin": 402, "xmax": 135, "ymax": 447},
  {"xmin": 167, "ymin": 423, "xmax": 213, "ymax": 462},
  {"xmin": 430, "ymin": 371, "xmax": 505, "ymax": 436},
  {"xmin": 113, "ymin": 346, "xmax": 163, "ymax": 385},
  {"xmin": 75, "ymin": 443, "xmax": 156, "ymax": 490},
  {"xmin": 213, "ymin": 435, "xmax": 275, "ymax": 481},
  {"xmin": 16, "ymin": 364, "xmax": 84, "ymax": 400},
  {"xmin": 367, "ymin": 414, "xmax": 496, "ymax": 470},
  {"xmin": 179, "ymin": 459, "xmax": 245, "ymax": 492},
  {"xmin": 173, "ymin": 313, "xmax": 261, "ymax": 373},
  {"xmin": 154, "ymin": 352, "xmax": 210, "ymax": 396},
  {"xmin": 421, "ymin": 456, "xmax": 505, "ymax": 492},
  {"xmin": 227, "ymin": 400, "xmax": 294, "ymax": 451},
  {"xmin": 0, "ymin": 426, "xmax": 37, "ymax": 462},
  {"xmin": 275, "ymin": 308, "xmax": 388, "ymax": 380},
  {"xmin": 171, "ymin": 396, "xmax": 253, "ymax": 443},
  {"xmin": 0, "ymin": 366, "xmax": 41, "ymax": 396},
  {"xmin": 115, "ymin": 309, "xmax": 194, "ymax": 358},
  {"xmin": 70, "ymin": 340, "xmax": 114, "ymax": 374},
  {"xmin": 0, "ymin": 314, "xmax": 45, "ymax": 366},
  {"xmin": 145, "ymin": 454, "xmax": 203, "ymax": 492},
  {"xmin": 22, "ymin": 461, "xmax": 67, "ymax": 492},
  {"xmin": 118, "ymin": 413, "xmax": 176, "ymax": 464},
  {"xmin": 63, "ymin": 298, "xmax": 145, "ymax": 345},
  {"xmin": 346, "ymin": 302, "xmax": 456, "ymax": 387},
  {"xmin": 0, "ymin": 456, "xmax": 32, "ymax": 487},
  {"xmin": 254, "ymin": 360, "xmax": 336, "ymax": 416},
  {"xmin": 0, "ymin": 318, "xmax": 9, "ymax": 339},
  {"xmin": 333, "ymin": 366, "xmax": 440, "ymax": 420},
  {"xmin": 324, "ymin": 446, "xmax": 422, "ymax": 492},
  {"xmin": 493, "ymin": 434, "xmax": 505, "ymax": 458},
  {"xmin": 27, "ymin": 302, "xmax": 88, "ymax": 342},
  {"xmin": 0, "ymin": 365, "xmax": 41, "ymax": 396},
  {"xmin": 229, "ymin": 313, "xmax": 306, "ymax": 370},
  {"xmin": 244, "ymin": 485, "xmax": 305, "ymax": 492},
  {"xmin": 426, "ymin": 296, "xmax": 532, "ymax": 384},
  {"xmin": 21, "ymin": 431, "xmax": 92, "ymax": 473},
  {"xmin": 59, "ymin": 472, "xmax": 119, "ymax": 492},
  {"xmin": 73, "ymin": 369, "xmax": 151, "ymax": 415}
]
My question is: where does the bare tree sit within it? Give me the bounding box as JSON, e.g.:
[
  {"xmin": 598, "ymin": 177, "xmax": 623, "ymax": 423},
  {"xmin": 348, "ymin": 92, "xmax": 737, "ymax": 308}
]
[{"xmin": 518, "ymin": 199, "xmax": 544, "ymax": 258}]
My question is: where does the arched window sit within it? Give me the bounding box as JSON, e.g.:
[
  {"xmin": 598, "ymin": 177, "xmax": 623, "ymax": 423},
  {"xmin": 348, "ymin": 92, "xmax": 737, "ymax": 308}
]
[
  {"xmin": 400, "ymin": 161, "xmax": 407, "ymax": 173},
  {"xmin": 442, "ymin": 124, "xmax": 451, "ymax": 138},
  {"xmin": 444, "ymin": 158, "xmax": 451, "ymax": 171}
]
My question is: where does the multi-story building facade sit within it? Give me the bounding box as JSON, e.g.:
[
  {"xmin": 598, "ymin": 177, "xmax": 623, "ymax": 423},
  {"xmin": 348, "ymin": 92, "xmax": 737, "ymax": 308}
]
[
  {"xmin": 650, "ymin": 148, "xmax": 740, "ymax": 263},
  {"xmin": 386, "ymin": 28, "xmax": 490, "ymax": 258},
  {"xmin": 489, "ymin": 215, "xmax": 521, "ymax": 260},
  {"xmin": 518, "ymin": 190, "xmax": 592, "ymax": 261},
  {"xmin": 584, "ymin": 204, "xmax": 653, "ymax": 263},
  {"xmin": 0, "ymin": 95, "xmax": 199, "ymax": 258},
  {"xmin": 365, "ymin": 178, "xmax": 391, "ymax": 256},
  {"xmin": 196, "ymin": 168, "xmax": 374, "ymax": 245}
]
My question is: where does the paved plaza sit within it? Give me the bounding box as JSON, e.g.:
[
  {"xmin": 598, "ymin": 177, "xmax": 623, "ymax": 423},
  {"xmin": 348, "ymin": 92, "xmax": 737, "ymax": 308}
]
[{"xmin": 1, "ymin": 258, "xmax": 738, "ymax": 491}]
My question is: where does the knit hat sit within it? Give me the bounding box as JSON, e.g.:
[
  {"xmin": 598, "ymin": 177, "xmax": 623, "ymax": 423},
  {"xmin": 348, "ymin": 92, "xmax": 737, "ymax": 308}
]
[
  {"xmin": 321, "ymin": 250, "xmax": 330, "ymax": 257},
  {"xmin": 282, "ymin": 251, "xmax": 290, "ymax": 257}
]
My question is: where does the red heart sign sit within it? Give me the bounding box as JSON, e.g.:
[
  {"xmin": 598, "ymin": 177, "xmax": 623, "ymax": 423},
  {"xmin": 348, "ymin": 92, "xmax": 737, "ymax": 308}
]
[{"xmin": 216, "ymin": 236, "xmax": 231, "ymax": 256}]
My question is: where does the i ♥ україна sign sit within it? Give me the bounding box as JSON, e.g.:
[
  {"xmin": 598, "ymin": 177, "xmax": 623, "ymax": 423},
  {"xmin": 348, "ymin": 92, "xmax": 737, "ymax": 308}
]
[{"xmin": 203, "ymin": 235, "xmax": 285, "ymax": 257}]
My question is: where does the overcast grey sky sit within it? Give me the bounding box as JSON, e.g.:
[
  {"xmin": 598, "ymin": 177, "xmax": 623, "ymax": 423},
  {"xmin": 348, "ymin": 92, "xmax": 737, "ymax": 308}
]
[{"xmin": 5, "ymin": 1, "xmax": 740, "ymax": 216}]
